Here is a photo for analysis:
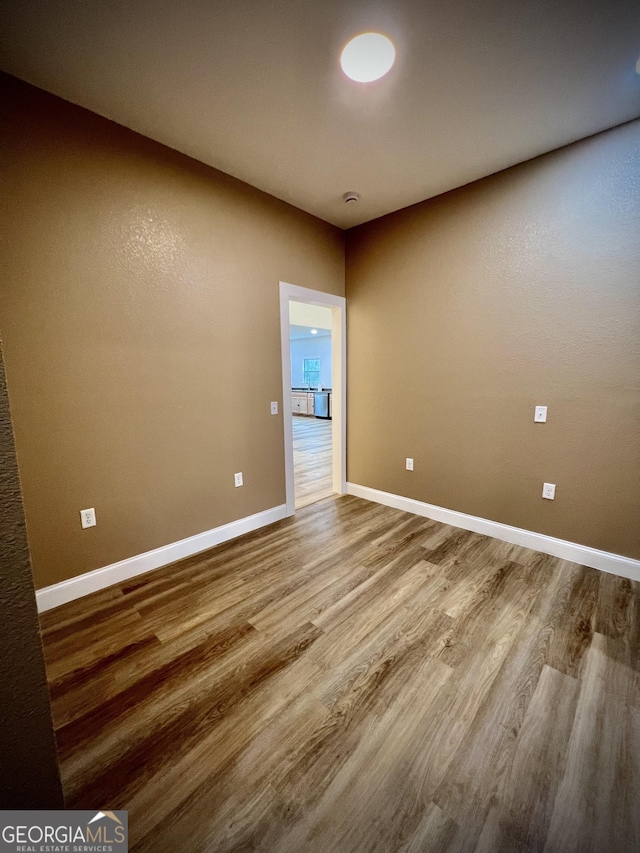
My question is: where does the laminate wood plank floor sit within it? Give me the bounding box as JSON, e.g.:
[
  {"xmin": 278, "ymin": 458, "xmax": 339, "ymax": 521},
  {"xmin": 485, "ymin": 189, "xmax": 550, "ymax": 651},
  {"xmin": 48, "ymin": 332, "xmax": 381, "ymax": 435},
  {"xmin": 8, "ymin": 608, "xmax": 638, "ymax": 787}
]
[
  {"xmin": 293, "ymin": 415, "xmax": 333, "ymax": 509},
  {"xmin": 39, "ymin": 495, "xmax": 640, "ymax": 852}
]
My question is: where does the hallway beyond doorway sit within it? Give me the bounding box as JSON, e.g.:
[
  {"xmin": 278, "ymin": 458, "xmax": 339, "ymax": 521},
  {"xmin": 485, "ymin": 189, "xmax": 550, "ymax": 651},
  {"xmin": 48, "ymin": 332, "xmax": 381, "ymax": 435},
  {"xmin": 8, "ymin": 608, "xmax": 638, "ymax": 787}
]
[{"xmin": 293, "ymin": 417, "xmax": 333, "ymax": 509}]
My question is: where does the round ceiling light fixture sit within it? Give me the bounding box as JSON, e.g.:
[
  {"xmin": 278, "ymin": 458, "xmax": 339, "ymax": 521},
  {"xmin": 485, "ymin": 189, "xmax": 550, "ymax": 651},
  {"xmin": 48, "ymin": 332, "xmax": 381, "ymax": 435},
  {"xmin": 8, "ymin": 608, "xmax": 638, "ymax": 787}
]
[{"xmin": 340, "ymin": 32, "xmax": 396, "ymax": 83}]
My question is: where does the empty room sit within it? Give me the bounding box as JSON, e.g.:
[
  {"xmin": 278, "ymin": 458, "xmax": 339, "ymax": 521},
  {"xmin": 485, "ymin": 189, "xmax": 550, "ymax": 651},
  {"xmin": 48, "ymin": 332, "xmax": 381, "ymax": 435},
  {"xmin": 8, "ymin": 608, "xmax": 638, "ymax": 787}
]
[{"xmin": 1, "ymin": 1, "xmax": 639, "ymax": 851}]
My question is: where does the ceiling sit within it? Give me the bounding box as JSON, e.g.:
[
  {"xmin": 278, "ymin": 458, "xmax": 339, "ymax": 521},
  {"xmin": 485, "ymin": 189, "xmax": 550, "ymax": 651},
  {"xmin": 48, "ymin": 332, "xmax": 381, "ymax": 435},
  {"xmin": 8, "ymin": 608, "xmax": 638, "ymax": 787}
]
[
  {"xmin": 290, "ymin": 325, "xmax": 331, "ymax": 341},
  {"xmin": 289, "ymin": 303, "xmax": 332, "ymax": 330},
  {"xmin": 1, "ymin": 0, "xmax": 639, "ymax": 228}
]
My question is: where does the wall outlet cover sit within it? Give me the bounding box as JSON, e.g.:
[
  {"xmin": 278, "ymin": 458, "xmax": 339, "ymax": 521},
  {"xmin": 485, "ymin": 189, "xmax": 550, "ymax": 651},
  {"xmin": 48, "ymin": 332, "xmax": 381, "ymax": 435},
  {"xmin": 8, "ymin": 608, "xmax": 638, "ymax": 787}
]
[
  {"xmin": 270, "ymin": 401, "xmax": 278, "ymax": 415},
  {"xmin": 542, "ymin": 483, "xmax": 556, "ymax": 500},
  {"xmin": 406, "ymin": 458, "xmax": 414, "ymax": 471},
  {"xmin": 234, "ymin": 472, "xmax": 243, "ymax": 487},
  {"xmin": 80, "ymin": 508, "xmax": 96, "ymax": 529}
]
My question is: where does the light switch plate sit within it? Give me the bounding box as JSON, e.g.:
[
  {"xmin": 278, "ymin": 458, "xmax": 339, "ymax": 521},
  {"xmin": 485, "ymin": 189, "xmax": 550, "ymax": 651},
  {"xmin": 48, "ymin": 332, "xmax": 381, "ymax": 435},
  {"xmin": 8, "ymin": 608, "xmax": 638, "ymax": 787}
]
[
  {"xmin": 542, "ymin": 483, "xmax": 556, "ymax": 500},
  {"xmin": 270, "ymin": 401, "xmax": 278, "ymax": 415},
  {"xmin": 534, "ymin": 406, "xmax": 548, "ymax": 423}
]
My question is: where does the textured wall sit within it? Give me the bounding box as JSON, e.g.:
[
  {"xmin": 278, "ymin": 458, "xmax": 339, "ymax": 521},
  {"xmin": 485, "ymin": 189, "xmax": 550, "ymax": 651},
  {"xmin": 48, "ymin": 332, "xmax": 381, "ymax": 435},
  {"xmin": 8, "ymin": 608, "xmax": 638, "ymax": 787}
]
[
  {"xmin": 0, "ymin": 342, "xmax": 63, "ymax": 806},
  {"xmin": 0, "ymin": 73, "xmax": 344, "ymax": 589},
  {"xmin": 346, "ymin": 120, "xmax": 640, "ymax": 559}
]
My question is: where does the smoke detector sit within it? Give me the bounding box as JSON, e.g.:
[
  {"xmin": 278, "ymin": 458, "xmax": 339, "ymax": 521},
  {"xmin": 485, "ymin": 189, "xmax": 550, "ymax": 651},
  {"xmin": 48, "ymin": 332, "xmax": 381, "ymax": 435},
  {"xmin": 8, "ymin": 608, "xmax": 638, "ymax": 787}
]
[{"xmin": 343, "ymin": 192, "xmax": 360, "ymax": 204}]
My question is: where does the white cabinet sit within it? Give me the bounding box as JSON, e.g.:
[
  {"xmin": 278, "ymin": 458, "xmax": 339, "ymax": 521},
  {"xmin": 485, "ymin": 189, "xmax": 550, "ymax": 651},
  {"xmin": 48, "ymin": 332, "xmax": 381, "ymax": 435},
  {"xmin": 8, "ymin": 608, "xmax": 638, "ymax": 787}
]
[
  {"xmin": 292, "ymin": 392, "xmax": 316, "ymax": 416},
  {"xmin": 292, "ymin": 393, "xmax": 308, "ymax": 415}
]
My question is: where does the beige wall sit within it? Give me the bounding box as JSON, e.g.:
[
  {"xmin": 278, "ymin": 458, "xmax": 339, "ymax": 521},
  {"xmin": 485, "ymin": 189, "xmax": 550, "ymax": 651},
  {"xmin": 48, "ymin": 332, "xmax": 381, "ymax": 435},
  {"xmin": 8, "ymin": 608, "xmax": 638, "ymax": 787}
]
[
  {"xmin": 2, "ymin": 72, "xmax": 638, "ymax": 590},
  {"xmin": 346, "ymin": 120, "xmax": 640, "ymax": 560},
  {"xmin": 0, "ymin": 74, "xmax": 344, "ymax": 588}
]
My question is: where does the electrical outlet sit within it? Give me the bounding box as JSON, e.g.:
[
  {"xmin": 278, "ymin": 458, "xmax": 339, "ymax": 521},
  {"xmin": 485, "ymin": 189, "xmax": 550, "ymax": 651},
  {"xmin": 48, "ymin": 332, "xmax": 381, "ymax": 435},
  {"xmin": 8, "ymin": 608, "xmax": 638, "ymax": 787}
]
[
  {"xmin": 80, "ymin": 507, "xmax": 96, "ymax": 529},
  {"xmin": 534, "ymin": 406, "xmax": 548, "ymax": 423},
  {"xmin": 542, "ymin": 483, "xmax": 556, "ymax": 500},
  {"xmin": 406, "ymin": 458, "xmax": 414, "ymax": 471},
  {"xmin": 234, "ymin": 472, "xmax": 243, "ymax": 487},
  {"xmin": 270, "ymin": 401, "xmax": 278, "ymax": 415}
]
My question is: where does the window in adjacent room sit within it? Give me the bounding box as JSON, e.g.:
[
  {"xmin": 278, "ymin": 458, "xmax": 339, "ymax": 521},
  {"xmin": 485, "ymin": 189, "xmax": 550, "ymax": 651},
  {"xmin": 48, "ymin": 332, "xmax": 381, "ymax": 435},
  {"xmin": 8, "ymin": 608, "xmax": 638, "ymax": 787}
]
[{"xmin": 303, "ymin": 358, "xmax": 320, "ymax": 387}]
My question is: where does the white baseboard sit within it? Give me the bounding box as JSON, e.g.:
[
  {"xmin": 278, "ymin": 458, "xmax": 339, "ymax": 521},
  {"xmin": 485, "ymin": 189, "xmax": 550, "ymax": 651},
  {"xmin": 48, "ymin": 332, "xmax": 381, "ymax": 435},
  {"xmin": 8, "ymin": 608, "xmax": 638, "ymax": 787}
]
[
  {"xmin": 36, "ymin": 504, "xmax": 289, "ymax": 613},
  {"xmin": 36, "ymin": 487, "xmax": 640, "ymax": 613},
  {"xmin": 347, "ymin": 483, "xmax": 640, "ymax": 583}
]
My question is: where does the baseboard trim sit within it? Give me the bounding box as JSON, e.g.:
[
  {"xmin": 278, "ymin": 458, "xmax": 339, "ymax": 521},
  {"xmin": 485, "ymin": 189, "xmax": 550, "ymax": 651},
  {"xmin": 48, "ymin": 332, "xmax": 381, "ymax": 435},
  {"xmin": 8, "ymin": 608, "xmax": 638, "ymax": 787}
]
[
  {"xmin": 347, "ymin": 483, "xmax": 640, "ymax": 582},
  {"xmin": 36, "ymin": 504, "xmax": 289, "ymax": 613}
]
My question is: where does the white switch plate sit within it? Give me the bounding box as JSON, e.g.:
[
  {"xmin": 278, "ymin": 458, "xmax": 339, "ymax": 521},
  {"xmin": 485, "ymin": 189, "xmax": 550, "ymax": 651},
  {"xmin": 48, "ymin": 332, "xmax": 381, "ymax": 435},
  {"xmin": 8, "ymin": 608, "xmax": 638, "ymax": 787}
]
[
  {"xmin": 234, "ymin": 472, "xmax": 243, "ymax": 487},
  {"xmin": 80, "ymin": 507, "xmax": 96, "ymax": 529},
  {"xmin": 534, "ymin": 406, "xmax": 548, "ymax": 423},
  {"xmin": 542, "ymin": 483, "xmax": 556, "ymax": 500},
  {"xmin": 270, "ymin": 401, "xmax": 278, "ymax": 415},
  {"xmin": 406, "ymin": 458, "xmax": 414, "ymax": 471}
]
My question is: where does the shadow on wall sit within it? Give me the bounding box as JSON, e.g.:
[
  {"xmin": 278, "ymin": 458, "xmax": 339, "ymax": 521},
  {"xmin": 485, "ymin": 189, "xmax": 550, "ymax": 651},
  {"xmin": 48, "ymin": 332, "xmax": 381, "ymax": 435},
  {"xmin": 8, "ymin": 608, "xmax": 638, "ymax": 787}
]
[{"xmin": 0, "ymin": 342, "xmax": 63, "ymax": 807}]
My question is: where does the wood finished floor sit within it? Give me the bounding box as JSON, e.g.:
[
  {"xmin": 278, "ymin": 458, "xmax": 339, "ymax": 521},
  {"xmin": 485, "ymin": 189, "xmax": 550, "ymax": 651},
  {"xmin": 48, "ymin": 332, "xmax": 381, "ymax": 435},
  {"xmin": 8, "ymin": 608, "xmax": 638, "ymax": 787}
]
[
  {"xmin": 39, "ymin": 495, "xmax": 640, "ymax": 853},
  {"xmin": 293, "ymin": 415, "xmax": 333, "ymax": 509}
]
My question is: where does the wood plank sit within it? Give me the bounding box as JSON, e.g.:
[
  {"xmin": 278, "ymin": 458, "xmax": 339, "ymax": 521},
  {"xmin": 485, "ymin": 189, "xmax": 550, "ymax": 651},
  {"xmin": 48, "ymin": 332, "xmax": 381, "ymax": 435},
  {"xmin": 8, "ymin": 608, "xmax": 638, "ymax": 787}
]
[
  {"xmin": 269, "ymin": 658, "xmax": 454, "ymax": 853},
  {"xmin": 473, "ymin": 665, "xmax": 578, "ymax": 853},
  {"xmin": 544, "ymin": 632, "xmax": 640, "ymax": 853},
  {"xmin": 546, "ymin": 563, "xmax": 599, "ymax": 678}
]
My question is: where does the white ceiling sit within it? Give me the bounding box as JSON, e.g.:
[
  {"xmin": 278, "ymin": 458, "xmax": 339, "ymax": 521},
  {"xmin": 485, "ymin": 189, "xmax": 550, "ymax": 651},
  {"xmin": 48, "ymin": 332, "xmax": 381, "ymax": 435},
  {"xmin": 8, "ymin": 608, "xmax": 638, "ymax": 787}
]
[
  {"xmin": 289, "ymin": 303, "xmax": 332, "ymax": 330},
  {"xmin": 290, "ymin": 325, "xmax": 331, "ymax": 341},
  {"xmin": 1, "ymin": 0, "xmax": 639, "ymax": 228}
]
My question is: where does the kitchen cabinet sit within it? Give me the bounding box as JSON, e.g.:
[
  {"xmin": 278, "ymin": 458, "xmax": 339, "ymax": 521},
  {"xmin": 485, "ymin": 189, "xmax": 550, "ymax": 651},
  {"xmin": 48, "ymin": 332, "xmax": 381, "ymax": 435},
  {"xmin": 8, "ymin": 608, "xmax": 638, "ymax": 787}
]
[
  {"xmin": 292, "ymin": 393, "xmax": 308, "ymax": 415},
  {"xmin": 292, "ymin": 391, "xmax": 317, "ymax": 416}
]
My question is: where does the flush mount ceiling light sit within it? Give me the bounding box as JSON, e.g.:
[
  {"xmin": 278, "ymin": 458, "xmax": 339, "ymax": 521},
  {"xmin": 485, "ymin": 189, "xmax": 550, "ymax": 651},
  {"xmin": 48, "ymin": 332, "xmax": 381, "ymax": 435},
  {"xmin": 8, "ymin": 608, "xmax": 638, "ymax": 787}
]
[
  {"xmin": 310, "ymin": 329, "xmax": 318, "ymax": 334},
  {"xmin": 340, "ymin": 32, "xmax": 396, "ymax": 83}
]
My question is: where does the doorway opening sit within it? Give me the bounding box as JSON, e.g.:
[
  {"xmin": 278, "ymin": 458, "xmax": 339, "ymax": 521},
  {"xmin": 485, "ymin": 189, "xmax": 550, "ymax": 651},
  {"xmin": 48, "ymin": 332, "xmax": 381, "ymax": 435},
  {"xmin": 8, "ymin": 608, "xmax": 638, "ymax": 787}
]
[
  {"xmin": 290, "ymin": 307, "xmax": 333, "ymax": 508},
  {"xmin": 279, "ymin": 282, "xmax": 346, "ymax": 515}
]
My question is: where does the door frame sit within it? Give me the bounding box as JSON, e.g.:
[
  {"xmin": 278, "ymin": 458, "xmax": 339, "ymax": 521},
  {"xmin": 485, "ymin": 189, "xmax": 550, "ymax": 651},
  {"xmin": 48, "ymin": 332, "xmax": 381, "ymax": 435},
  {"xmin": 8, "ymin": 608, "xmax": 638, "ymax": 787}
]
[{"xmin": 279, "ymin": 281, "xmax": 346, "ymax": 515}]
